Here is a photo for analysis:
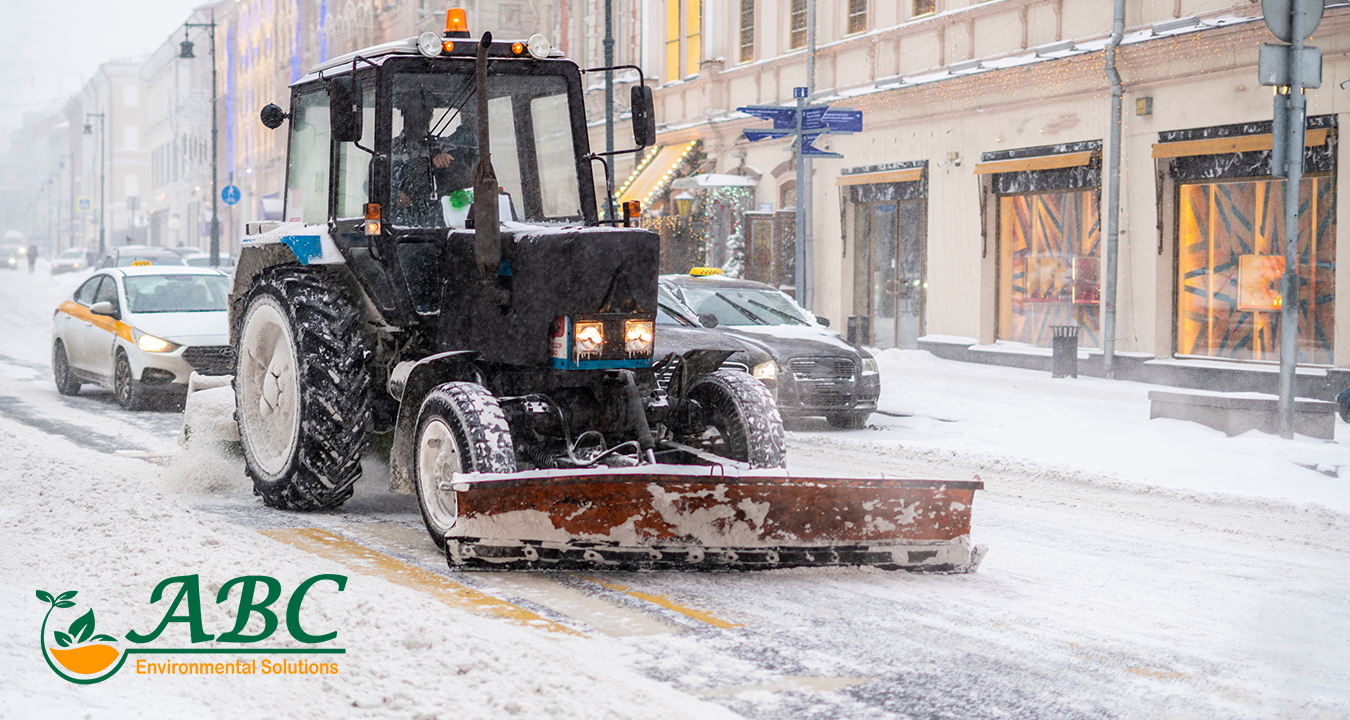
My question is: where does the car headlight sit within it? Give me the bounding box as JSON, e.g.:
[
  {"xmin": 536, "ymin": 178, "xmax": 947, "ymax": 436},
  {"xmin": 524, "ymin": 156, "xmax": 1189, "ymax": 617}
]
[
  {"xmin": 134, "ymin": 329, "xmax": 180, "ymax": 353},
  {"xmin": 574, "ymin": 321, "xmax": 604, "ymax": 357},
  {"xmin": 752, "ymin": 361, "xmax": 777, "ymax": 381},
  {"xmin": 624, "ymin": 319, "xmax": 654, "ymax": 355},
  {"xmin": 861, "ymin": 357, "xmax": 878, "ymax": 375}
]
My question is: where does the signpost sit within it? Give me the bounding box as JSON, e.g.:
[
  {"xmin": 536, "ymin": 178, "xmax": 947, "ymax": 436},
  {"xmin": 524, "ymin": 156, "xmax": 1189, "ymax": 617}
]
[
  {"xmin": 1258, "ymin": 0, "xmax": 1321, "ymax": 439},
  {"xmin": 738, "ymin": 91, "xmax": 861, "ymax": 307}
]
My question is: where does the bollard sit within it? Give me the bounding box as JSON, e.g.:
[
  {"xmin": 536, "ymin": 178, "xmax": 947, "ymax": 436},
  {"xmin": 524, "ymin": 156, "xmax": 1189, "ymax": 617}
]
[{"xmin": 1051, "ymin": 325, "xmax": 1078, "ymax": 378}]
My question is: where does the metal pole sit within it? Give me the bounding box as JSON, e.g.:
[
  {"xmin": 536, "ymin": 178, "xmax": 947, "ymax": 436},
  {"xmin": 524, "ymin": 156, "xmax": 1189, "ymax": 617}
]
[
  {"xmin": 209, "ymin": 10, "xmax": 220, "ymax": 267},
  {"xmin": 1277, "ymin": 11, "xmax": 1306, "ymax": 439},
  {"xmin": 1103, "ymin": 0, "xmax": 1124, "ymax": 379},
  {"xmin": 794, "ymin": 89, "xmax": 805, "ymax": 304},
  {"xmin": 801, "ymin": 0, "xmax": 816, "ymax": 310},
  {"xmin": 99, "ymin": 112, "xmax": 106, "ymax": 256},
  {"xmin": 603, "ymin": 0, "xmax": 615, "ymax": 221}
]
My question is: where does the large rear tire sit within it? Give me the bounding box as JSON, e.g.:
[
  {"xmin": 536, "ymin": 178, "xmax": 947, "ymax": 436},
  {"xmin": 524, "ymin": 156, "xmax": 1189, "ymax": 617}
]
[
  {"xmin": 414, "ymin": 382, "xmax": 516, "ymax": 549},
  {"xmin": 235, "ymin": 266, "xmax": 370, "ymax": 510},
  {"xmin": 683, "ymin": 369, "xmax": 786, "ymax": 468}
]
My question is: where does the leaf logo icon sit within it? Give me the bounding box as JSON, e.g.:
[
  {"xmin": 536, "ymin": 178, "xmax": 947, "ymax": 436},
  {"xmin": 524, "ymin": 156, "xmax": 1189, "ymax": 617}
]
[{"xmin": 37, "ymin": 590, "xmax": 125, "ymax": 683}]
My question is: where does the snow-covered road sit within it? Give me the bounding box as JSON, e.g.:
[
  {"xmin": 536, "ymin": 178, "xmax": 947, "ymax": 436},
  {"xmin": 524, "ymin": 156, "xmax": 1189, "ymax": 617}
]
[{"xmin": 1, "ymin": 264, "xmax": 1347, "ymax": 719}]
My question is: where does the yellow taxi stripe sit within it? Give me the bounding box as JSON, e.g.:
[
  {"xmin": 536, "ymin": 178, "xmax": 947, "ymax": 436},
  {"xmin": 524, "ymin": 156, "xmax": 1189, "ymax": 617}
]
[
  {"xmin": 260, "ymin": 527, "xmax": 579, "ymax": 635},
  {"xmin": 57, "ymin": 300, "xmax": 133, "ymax": 342},
  {"xmin": 575, "ymin": 575, "xmax": 742, "ymax": 629}
]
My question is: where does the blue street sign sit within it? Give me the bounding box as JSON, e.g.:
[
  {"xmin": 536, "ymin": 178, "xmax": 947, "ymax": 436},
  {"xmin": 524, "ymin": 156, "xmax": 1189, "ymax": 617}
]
[
  {"xmin": 739, "ymin": 105, "xmax": 798, "ymax": 128},
  {"xmin": 221, "ymin": 185, "xmax": 241, "ymax": 205},
  {"xmin": 821, "ymin": 109, "xmax": 863, "ymax": 133},
  {"xmin": 743, "ymin": 129, "xmax": 793, "ymax": 142},
  {"xmin": 800, "ymin": 133, "xmax": 843, "ymax": 159},
  {"xmin": 793, "ymin": 86, "xmax": 809, "ymax": 99}
]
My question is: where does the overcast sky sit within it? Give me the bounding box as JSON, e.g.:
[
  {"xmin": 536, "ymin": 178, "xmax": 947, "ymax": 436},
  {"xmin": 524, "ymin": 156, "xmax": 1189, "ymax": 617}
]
[{"xmin": 0, "ymin": 0, "xmax": 205, "ymax": 133}]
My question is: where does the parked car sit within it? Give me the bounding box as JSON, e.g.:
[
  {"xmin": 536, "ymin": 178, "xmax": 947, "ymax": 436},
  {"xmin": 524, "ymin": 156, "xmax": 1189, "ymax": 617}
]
[
  {"xmin": 51, "ymin": 266, "xmax": 234, "ymax": 410},
  {"xmin": 183, "ymin": 252, "xmax": 237, "ymax": 268},
  {"xmin": 50, "ymin": 248, "xmax": 88, "ymax": 275},
  {"xmin": 661, "ymin": 270, "xmax": 880, "ymax": 428},
  {"xmin": 0, "ymin": 247, "xmax": 18, "ymax": 270},
  {"xmin": 95, "ymin": 245, "xmax": 187, "ymax": 269},
  {"xmin": 655, "ymin": 283, "xmax": 777, "ymax": 390}
]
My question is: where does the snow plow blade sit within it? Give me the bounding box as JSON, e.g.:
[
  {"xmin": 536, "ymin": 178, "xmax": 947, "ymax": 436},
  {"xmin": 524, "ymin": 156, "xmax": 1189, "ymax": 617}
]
[{"xmin": 441, "ymin": 467, "xmax": 985, "ymax": 572}]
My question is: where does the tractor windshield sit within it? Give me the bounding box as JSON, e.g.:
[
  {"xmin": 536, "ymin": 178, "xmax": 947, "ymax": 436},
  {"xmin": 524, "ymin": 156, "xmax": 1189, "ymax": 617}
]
[{"xmin": 388, "ymin": 70, "xmax": 584, "ymax": 227}]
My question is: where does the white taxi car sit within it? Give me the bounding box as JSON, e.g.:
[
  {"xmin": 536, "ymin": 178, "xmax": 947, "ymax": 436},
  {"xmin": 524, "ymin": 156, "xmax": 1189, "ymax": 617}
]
[{"xmin": 52, "ymin": 265, "xmax": 233, "ymax": 410}]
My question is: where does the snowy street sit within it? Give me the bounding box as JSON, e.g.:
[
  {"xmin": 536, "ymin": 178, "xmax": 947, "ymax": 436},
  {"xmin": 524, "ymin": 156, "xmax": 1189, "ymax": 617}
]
[{"xmin": 1, "ymin": 264, "xmax": 1347, "ymax": 719}]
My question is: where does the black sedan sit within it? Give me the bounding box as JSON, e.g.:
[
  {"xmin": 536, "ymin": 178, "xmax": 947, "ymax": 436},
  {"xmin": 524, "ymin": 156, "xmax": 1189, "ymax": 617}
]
[
  {"xmin": 661, "ymin": 271, "xmax": 879, "ymax": 428},
  {"xmin": 655, "ymin": 284, "xmax": 777, "ymax": 391}
]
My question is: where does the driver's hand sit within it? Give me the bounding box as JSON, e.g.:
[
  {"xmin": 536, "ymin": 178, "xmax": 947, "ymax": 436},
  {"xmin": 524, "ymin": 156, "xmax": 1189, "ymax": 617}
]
[{"xmin": 431, "ymin": 152, "xmax": 455, "ymax": 169}]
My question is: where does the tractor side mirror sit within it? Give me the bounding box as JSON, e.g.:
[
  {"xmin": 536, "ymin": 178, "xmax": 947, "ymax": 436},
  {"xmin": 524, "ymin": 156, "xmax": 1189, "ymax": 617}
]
[
  {"xmin": 260, "ymin": 103, "xmax": 289, "ymax": 130},
  {"xmin": 630, "ymin": 85, "xmax": 656, "ymax": 148},
  {"xmin": 328, "ymin": 77, "xmax": 362, "ymax": 143}
]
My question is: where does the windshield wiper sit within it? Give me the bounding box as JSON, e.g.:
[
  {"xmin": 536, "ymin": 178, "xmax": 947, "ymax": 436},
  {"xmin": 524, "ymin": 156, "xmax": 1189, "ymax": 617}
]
[
  {"xmin": 713, "ymin": 292, "xmax": 768, "ymax": 324},
  {"xmin": 746, "ymin": 297, "xmax": 806, "ymax": 325}
]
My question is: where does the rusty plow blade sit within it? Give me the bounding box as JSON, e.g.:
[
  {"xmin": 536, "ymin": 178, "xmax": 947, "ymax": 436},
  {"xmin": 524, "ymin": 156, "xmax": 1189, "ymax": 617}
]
[{"xmin": 440, "ymin": 467, "xmax": 986, "ymax": 572}]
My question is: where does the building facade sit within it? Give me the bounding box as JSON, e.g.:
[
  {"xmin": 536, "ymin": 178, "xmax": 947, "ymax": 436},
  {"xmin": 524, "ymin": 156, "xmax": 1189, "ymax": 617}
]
[{"xmin": 628, "ymin": 0, "xmax": 1348, "ymax": 395}]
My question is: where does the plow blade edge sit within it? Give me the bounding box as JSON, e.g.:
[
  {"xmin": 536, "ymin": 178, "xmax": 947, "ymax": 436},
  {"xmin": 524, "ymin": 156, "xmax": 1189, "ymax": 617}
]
[{"xmin": 440, "ymin": 467, "xmax": 985, "ymax": 572}]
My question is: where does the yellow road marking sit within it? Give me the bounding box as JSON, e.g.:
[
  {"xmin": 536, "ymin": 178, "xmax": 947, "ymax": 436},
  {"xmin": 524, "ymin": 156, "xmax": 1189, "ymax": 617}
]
[
  {"xmin": 575, "ymin": 576, "xmax": 742, "ymax": 629},
  {"xmin": 692, "ymin": 676, "xmax": 873, "ymax": 696},
  {"xmin": 260, "ymin": 527, "xmax": 579, "ymax": 635}
]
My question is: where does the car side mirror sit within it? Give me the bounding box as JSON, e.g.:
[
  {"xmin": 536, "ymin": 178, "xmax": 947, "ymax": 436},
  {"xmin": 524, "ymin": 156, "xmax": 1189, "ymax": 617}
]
[
  {"xmin": 698, "ymin": 313, "xmax": 719, "ymax": 329},
  {"xmin": 90, "ymin": 301, "xmax": 118, "ymax": 318},
  {"xmin": 815, "ymin": 315, "xmax": 830, "ymax": 328},
  {"xmin": 630, "ymin": 85, "xmax": 656, "ymax": 148},
  {"xmin": 260, "ymin": 103, "xmax": 289, "ymax": 130},
  {"xmin": 328, "ymin": 77, "xmax": 362, "ymax": 142}
]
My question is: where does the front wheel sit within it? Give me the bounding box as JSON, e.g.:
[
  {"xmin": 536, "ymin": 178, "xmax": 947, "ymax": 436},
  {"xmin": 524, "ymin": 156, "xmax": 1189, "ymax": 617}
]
[
  {"xmin": 414, "ymin": 383, "xmax": 516, "ymax": 550},
  {"xmin": 114, "ymin": 351, "xmax": 147, "ymax": 410},
  {"xmin": 235, "ymin": 266, "xmax": 370, "ymax": 510},
  {"xmin": 682, "ymin": 369, "xmax": 786, "ymax": 468}
]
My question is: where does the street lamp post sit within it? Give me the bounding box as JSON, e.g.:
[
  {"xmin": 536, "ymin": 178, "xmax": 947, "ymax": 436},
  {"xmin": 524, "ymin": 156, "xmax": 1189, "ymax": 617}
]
[
  {"xmin": 180, "ymin": 10, "xmax": 219, "ymax": 267},
  {"xmin": 83, "ymin": 113, "xmax": 106, "ymax": 256}
]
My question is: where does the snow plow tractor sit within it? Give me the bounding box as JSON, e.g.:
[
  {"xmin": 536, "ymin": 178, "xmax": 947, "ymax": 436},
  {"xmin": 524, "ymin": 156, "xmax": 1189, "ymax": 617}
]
[{"xmin": 227, "ymin": 10, "xmax": 985, "ymax": 572}]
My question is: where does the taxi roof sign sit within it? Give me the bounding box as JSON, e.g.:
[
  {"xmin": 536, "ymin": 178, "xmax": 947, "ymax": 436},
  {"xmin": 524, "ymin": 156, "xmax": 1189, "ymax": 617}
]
[{"xmin": 689, "ymin": 267, "xmax": 722, "ymax": 276}]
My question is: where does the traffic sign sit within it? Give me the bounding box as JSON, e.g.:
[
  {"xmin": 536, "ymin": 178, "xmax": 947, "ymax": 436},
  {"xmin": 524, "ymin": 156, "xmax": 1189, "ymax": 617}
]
[
  {"xmin": 222, "ymin": 185, "xmax": 241, "ymax": 205},
  {"xmin": 77, "ymin": 197, "xmax": 91, "ymax": 212},
  {"xmin": 1262, "ymin": 0, "xmax": 1323, "ymax": 43}
]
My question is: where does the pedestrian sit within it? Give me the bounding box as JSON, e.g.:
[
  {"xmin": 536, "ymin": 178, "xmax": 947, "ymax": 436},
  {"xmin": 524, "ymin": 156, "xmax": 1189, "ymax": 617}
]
[{"xmin": 26, "ymin": 244, "xmax": 37, "ymax": 273}]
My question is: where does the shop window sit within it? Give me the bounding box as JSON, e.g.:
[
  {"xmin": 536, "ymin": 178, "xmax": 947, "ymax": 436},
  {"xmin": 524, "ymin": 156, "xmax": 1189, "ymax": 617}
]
[
  {"xmin": 1177, "ymin": 176, "xmax": 1335, "ymax": 364},
  {"xmin": 998, "ymin": 190, "xmax": 1100, "ymax": 347}
]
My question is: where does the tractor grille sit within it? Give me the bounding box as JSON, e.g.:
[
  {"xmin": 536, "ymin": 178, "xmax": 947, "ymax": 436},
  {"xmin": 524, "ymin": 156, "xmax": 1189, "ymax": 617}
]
[
  {"xmin": 183, "ymin": 345, "xmax": 236, "ymax": 375},
  {"xmin": 788, "ymin": 357, "xmax": 856, "ymax": 408}
]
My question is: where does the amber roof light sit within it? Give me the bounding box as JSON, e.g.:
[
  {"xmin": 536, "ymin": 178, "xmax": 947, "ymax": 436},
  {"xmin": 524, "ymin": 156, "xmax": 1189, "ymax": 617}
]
[{"xmin": 444, "ymin": 9, "xmax": 469, "ymax": 38}]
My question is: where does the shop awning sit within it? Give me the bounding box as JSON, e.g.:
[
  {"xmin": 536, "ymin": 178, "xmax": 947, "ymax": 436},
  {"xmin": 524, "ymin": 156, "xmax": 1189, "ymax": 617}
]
[
  {"xmin": 1150, "ymin": 128, "xmax": 1329, "ymax": 158},
  {"xmin": 835, "ymin": 167, "xmax": 924, "ymax": 186},
  {"xmin": 973, "ymin": 151, "xmax": 1096, "ymax": 175},
  {"xmin": 670, "ymin": 173, "xmax": 757, "ymax": 189},
  {"xmin": 616, "ymin": 141, "xmax": 698, "ymax": 205}
]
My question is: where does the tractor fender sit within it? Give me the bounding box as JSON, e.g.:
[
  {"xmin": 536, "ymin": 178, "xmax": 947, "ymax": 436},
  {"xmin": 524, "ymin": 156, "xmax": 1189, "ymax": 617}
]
[{"xmin": 387, "ymin": 351, "xmax": 483, "ymax": 494}]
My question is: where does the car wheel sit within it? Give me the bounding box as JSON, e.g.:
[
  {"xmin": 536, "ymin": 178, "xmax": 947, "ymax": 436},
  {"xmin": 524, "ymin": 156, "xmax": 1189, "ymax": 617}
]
[
  {"xmin": 414, "ymin": 382, "xmax": 516, "ymax": 550},
  {"xmin": 682, "ymin": 369, "xmax": 786, "ymax": 468},
  {"xmin": 114, "ymin": 351, "xmax": 147, "ymax": 411},
  {"xmin": 826, "ymin": 412, "xmax": 869, "ymax": 430},
  {"xmin": 52, "ymin": 342, "xmax": 81, "ymax": 396}
]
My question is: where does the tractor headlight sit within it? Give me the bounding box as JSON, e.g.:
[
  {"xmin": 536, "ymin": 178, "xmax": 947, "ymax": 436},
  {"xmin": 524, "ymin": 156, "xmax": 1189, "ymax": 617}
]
[
  {"xmin": 624, "ymin": 319, "xmax": 654, "ymax": 355},
  {"xmin": 752, "ymin": 361, "xmax": 777, "ymax": 381},
  {"xmin": 861, "ymin": 357, "xmax": 878, "ymax": 375},
  {"xmin": 134, "ymin": 329, "xmax": 179, "ymax": 353},
  {"xmin": 574, "ymin": 322, "xmax": 604, "ymax": 357}
]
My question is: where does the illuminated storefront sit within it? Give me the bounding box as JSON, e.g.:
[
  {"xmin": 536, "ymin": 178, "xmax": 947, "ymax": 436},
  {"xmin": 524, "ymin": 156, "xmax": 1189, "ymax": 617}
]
[
  {"xmin": 979, "ymin": 142, "xmax": 1102, "ymax": 349},
  {"xmin": 1159, "ymin": 119, "xmax": 1337, "ymax": 366}
]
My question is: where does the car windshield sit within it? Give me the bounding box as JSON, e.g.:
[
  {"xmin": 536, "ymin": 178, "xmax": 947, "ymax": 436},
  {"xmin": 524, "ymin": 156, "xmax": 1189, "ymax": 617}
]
[
  {"xmin": 384, "ymin": 69, "xmax": 583, "ymax": 227},
  {"xmin": 124, "ymin": 274, "xmax": 229, "ymax": 313},
  {"xmin": 58, "ymin": 249, "xmax": 83, "ymax": 259},
  {"xmin": 656, "ymin": 286, "xmax": 698, "ymax": 326},
  {"xmin": 677, "ymin": 285, "xmax": 815, "ymax": 327}
]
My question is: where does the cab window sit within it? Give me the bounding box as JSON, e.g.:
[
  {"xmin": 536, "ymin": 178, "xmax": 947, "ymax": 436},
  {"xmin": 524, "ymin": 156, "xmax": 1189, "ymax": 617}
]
[{"xmin": 284, "ymin": 90, "xmax": 332, "ymax": 225}]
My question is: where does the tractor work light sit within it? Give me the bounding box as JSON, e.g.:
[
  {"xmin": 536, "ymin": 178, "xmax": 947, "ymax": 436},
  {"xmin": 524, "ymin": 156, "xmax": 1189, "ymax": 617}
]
[
  {"xmin": 624, "ymin": 320, "xmax": 654, "ymax": 355},
  {"xmin": 364, "ymin": 203, "xmax": 381, "ymax": 235},
  {"xmin": 417, "ymin": 31, "xmax": 442, "ymax": 58},
  {"xmin": 526, "ymin": 34, "xmax": 552, "ymax": 60},
  {"xmin": 574, "ymin": 322, "xmax": 604, "ymax": 358}
]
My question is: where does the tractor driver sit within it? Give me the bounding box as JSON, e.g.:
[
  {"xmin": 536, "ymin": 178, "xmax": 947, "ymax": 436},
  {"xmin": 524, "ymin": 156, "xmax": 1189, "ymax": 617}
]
[{"xmin": 389, "ymin": 96, "xmax": 475, "ymax": 225}]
